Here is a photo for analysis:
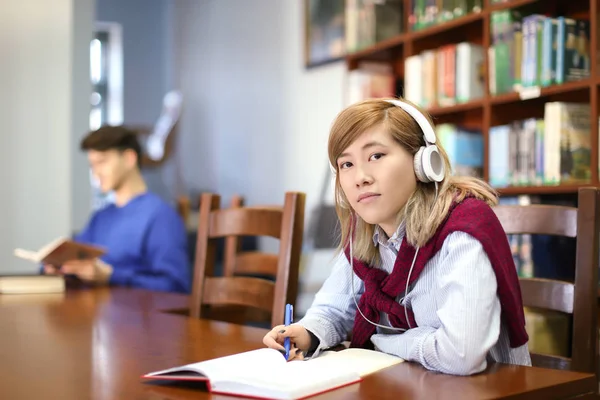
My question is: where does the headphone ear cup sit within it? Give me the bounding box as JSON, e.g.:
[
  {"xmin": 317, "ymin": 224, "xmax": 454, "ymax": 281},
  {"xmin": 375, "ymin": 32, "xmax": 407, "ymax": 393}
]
[
  {"xmin": 421, "ymin": 145, "xmax": 445, "ymax": 183},
  {"xmin": 413, "ymin": 146, "xmax": 430, "ymax": 183}
]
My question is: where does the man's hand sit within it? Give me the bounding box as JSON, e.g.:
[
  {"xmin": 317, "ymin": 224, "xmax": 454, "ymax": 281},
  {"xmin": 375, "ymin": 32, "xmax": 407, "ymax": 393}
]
[{"xmin": 57, "ymin": 259, "xmax": 113, "ymax": 284}]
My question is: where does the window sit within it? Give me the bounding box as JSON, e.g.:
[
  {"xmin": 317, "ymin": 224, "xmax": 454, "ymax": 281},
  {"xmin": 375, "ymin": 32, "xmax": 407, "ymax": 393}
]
[
  {"xmin": 89, "ymin": 22, "xmax": 123, "ymax": 210},
  {"xmin": 90, "ymin": 22, "xmax": 123, "ymax": 130}
]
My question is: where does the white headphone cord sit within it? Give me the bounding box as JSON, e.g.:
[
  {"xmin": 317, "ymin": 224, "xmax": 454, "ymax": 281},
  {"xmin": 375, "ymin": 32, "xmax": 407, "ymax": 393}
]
[{"xmin": 349, "ymin": 181, "xmax": 439, "ymax": 332}]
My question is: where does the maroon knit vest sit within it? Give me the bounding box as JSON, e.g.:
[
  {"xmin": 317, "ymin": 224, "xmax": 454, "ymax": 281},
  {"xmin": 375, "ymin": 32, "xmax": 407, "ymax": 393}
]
[{"xmin": 345, "ymin": 197, "xmax": 529, "ymax": 349}]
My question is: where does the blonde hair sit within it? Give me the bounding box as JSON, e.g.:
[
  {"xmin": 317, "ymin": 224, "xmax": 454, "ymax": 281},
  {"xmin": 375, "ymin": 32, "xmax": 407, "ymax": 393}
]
[{"xmin": 328, "ymin": 98, "xmax": 498, "ymax": 265}]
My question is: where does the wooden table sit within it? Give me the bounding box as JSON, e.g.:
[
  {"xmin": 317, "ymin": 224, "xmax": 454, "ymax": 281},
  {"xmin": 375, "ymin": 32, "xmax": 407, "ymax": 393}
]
[{"xmin": 0, "ymin": 288, "xmax": 596, "ymax": 399}]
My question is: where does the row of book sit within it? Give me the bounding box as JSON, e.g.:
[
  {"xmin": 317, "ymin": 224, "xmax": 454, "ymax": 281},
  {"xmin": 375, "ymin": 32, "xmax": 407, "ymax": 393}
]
[
  {"xmin": 403, "ymin": 25, "xmax": 589, "ymax": 108},
  {"xmin": 345, "ymin": 0, "xmax": 403, "ymax": 53},
  {"xmin": 489, "ymin": 102, "xmax": 591, "ymax": 188},
  {"xmin": 409, "ymin": 0, "xmax": 482, "ymax": 31},
  {"xmin": 347, "ymin": 66, "xmax": 594, "ymax": 189},
  {"xmin": 346, "ymin": 69, "xmax": 594, "ymax": 188},
  {"xmin": 436, "ymin": 123, "xmax": 483, "ymax": 178},
  {"xmin": 346, "ymin": 62, "xmax": 397, "ymax": 105},
  {"xmin": 345, "ymin": 64, "xmax": 485, "ymax": 178},
  {"xmin": 404, "ymin": 42, "xmax": 484, "ymax": 108},
  {"xmin": 346, "ymin": 0, "xmax": 483, "ymax": 51},
  {"xmin": 489, "ymin": 9, "xmax": 590, "ymax": 95}
]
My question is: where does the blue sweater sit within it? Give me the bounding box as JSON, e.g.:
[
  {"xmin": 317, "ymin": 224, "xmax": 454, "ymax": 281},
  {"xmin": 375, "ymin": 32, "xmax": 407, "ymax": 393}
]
[{"xmin": 75, "ymin": 192, "xmax": 191, "ymax": 293}]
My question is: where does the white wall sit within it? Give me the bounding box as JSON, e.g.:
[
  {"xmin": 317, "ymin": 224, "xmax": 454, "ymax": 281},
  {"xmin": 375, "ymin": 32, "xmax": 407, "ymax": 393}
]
[
  {"xmin": 0, "ymin": 0, "xmax": 94, "ymax": 273},
  {"xmin": 72, "ymin": 0, "xmax": 96, "ymax": 232},
  {"xmin": 174, "ymin": 0, "xmax": 345, "ymax": 224}
]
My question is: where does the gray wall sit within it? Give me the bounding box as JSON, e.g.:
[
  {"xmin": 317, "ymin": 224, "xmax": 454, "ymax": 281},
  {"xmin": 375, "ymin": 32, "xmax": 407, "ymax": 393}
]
[
  {"xmin": 0, "ymin": 0, "xmax": 94, "ymax": 273},
  {"xmin": 173, "ymin": 0, "xmax": 346, "ymax": 220},
  {"xmin": 96, "ymin": 0, "xmax": 171, "ymax": 126}
]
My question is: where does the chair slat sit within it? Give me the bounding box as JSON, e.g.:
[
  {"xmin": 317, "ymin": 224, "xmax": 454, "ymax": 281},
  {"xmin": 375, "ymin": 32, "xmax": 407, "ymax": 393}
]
[
  {"xmin": 223, "ymin": 194, "xmax": 244, "ymax": 277},
  {"xmin": 493, "ymin": 205, "xmax": 578, "ymax": 237},
  {"xmin": 209, "ymin": 208, "xmax": 283, "ymax": 239},
  {"xmin": 519, "ymin": 278, "xmax": 574, "ymax": 314},
  {"xmin": 202, "ymin": 277, "xmax": 275, "ymax": 312},
  {"xmin": 234, "ymin": 252, "xmax": 279, "ymax": 276}
]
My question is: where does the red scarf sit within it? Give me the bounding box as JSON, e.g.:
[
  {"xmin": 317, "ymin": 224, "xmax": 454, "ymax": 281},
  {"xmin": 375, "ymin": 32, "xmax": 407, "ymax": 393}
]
[{"xmin": 345, "ymin": 197, "xmax": 529, "ymax": 349}]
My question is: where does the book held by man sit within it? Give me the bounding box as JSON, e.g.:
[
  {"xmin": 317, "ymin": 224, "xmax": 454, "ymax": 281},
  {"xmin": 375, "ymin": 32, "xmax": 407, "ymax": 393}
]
[
  {"xmin": 142, "ymin": 347, "xmax": 403, "ymax": 400},
  {"xmin": 14, "ymin": 237, "xmax": 106, "ymax": 266}
]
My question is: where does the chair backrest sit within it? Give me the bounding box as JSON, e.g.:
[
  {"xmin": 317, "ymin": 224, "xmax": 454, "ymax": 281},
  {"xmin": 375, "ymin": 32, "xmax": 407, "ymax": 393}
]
[
  {"xmin": 492, "ymin": 187, "xmax": 600, "ymax": 374},
  {"xmin": 190, "ymin": 192, "xmax": 305, "ymax": 327}
]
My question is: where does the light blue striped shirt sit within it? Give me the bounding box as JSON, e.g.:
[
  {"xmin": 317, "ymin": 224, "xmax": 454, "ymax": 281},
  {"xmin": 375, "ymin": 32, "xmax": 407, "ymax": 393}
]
[{"xmin": 297, "ymin": 222, "xmax": 531, "ymax": 375}]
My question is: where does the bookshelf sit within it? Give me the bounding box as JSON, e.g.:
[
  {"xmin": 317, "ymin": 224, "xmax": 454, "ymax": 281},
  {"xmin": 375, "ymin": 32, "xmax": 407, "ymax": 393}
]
[{"xmin": 345, "ymin": 0, "xmax": 598, "ymax": 196}]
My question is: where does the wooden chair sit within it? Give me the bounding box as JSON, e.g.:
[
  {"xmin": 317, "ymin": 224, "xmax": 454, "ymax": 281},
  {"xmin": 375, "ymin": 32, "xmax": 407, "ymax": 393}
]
[
  {"xmin": 492, "ymin": 187, "xmax": 600, "ymax": 376},
  {"xmin": 190, "ymin": 192, "xmax": 305, "ymax": 327},
  {"xmin": 175, "ymin": 195, "xmax": 190, "ymax": 226}
]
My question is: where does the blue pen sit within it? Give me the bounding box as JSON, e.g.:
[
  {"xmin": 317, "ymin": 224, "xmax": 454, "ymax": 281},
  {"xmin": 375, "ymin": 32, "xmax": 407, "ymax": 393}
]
[{"xmin": 283, "ymin": 303, "xmax": 293, "ymax": 359}]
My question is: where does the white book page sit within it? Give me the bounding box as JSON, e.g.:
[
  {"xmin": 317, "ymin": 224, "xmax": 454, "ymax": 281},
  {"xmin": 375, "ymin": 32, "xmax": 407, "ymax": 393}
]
[
  {"xmin": 199, "ymin": 348, "xmax": 287, "ymax": 382},
  {"xmin": 220, "ymin": 348, "xmax": 400, "ymax": 398},
  {"xmin": 146, "ymin": 348, "xmax": 286, "ymax": 382},
  {"xmin": 311, "ymin": 348, "xmax": 404, "ymax": 377},
  {"xmin": 14, "ymin": 237, "xmax": 67, "ymax": 263},
  {"xmin": 215, "ymin": 362, "xmax": 358, "ymax": 400},
  {"xmin": 13, "ymin": 249, "xmax": 41, "ymax": 263},
  {"xmin": 146, "ymin": 348, "xmax": 361, "ymax": 399}
]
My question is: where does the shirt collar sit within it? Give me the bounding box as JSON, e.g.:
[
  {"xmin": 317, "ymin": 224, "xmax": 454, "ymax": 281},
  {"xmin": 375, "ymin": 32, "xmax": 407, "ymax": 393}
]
[{"xmin": 372, "ymin": 221, "xmax": 406, "ymax": 248}]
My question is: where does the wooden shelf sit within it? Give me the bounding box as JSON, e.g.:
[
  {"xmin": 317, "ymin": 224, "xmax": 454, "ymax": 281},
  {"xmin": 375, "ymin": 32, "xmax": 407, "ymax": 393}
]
[
  {"xmin": 488, "ymin": 0, "xmax": 540, "ymax": 12},
  {"xmin": 489, "ymin": 80, "xmax": 593, "ymax": 106},
  {"xmin": 408, "ymin": 11, "xmax": 484, "ymax": 41},
  {"xmin": 496, "ymin": 185, "xmax": 597, "ymax": 196},
  {"xmin": 427, "ymin": 99, "xmax": 483, "ymax": 116},
  {"xmin": 346, "ymin": 11, "xmax": 484, "ymax": 68},
  {"xmin": 345, "ymin": 34, "xmax": 406, "ymax": 69}
]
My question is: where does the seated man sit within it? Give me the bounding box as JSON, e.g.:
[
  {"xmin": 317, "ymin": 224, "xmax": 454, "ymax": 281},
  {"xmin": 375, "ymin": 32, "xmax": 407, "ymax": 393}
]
[{"xmin": 44, "ymin": 126, "xmax": 191, "ymax": 293}]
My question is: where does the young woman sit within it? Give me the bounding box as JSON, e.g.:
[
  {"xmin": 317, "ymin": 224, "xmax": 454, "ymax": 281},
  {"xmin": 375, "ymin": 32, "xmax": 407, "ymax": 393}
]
[{"xmin": 263, "ymin": 98, "xmax": 531, "ymax": 375}]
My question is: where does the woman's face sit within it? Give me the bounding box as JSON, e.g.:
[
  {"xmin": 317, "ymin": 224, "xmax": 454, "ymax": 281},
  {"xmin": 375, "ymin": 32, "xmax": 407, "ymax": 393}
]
[{"xmin": 336, "ymin": 125, "xmax": 417, "ymax": 237}]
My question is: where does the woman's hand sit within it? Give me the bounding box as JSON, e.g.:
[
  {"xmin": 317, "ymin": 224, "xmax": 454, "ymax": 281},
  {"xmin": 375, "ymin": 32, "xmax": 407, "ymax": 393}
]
[{"xmin": 263, "ymin": 324, "xmax": 311, "ymax": 361}]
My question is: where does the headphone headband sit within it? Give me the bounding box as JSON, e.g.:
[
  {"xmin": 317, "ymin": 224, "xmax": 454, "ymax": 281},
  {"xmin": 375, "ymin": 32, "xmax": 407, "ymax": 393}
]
[{"xmin": 384, "ymin": 99, "xmax": 437, "ymax": 145}]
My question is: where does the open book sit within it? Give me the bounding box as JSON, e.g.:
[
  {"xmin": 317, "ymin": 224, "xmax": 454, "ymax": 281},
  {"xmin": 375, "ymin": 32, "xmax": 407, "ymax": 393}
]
[
  {"xmin": 14, "ymin": 237, "xmax": 106, "ymax": 266},
  {"xmin": 142, "ymin": 347, "xmax": 403, "ymax": 400}
]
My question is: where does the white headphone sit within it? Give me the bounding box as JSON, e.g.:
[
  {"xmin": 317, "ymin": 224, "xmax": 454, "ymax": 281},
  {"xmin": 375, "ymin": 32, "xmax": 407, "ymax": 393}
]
[{"xmin": 384, "ymin": 99, "xmax": 445, "ymax": 183}]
